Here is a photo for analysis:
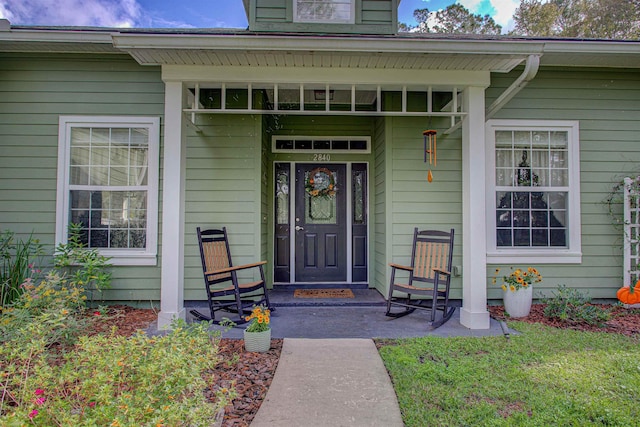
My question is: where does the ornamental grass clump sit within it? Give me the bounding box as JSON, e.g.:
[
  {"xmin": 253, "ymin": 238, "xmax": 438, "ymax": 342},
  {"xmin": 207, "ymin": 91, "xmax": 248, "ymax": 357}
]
[
  {"xmin": 494, "ymin": 266, "xmax": 542, "ymax": 292},
  {"xmin": 245, "ymin": 305, "xmax": 271, "ymax": 332}
]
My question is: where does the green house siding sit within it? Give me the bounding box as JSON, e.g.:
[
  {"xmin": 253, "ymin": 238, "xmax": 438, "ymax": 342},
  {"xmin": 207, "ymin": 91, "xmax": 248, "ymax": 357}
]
[
  {"xmin": 373, "ymin": 116, "xmax": 387, "ymax": 294},
  {"xmin": 0, "ymin": 53, "xmax": 164, "ymax": 303},
  {"xmin": 487, "ymin": 67, "xmax": 640, "ymax": 300},
  {"xmin": 386, "ymin": 116, "xmax": 464, "ymax": 298},
  {"xmin": 184, "ymin": 115, "xmax": 264, "ymax": 300}
]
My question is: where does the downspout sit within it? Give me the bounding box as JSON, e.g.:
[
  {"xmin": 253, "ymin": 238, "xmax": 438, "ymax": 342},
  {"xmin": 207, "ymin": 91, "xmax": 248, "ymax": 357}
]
[
  {"xmin": 485, "ymin": 54, "xmax": 540, "ymax": 120},
  {"xmin": 444, "ymin": 54, "xmax": 541, "ymax": 134}
]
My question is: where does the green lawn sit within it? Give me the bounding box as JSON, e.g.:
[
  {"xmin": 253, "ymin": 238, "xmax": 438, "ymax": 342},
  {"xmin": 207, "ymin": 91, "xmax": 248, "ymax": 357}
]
[{"xmin": 378, "ymin": 323, "xmax": 640, "ymax": 426}]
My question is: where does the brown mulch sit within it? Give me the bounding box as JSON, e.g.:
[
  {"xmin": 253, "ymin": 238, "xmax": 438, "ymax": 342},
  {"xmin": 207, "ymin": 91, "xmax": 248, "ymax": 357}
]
[
  {"xmin": 488, "ymin": 303, "xmax": 640, "ymax": 337},
  {"xmin": 102, "ymin": 302, "xmax": 640, "ymax": 426}
]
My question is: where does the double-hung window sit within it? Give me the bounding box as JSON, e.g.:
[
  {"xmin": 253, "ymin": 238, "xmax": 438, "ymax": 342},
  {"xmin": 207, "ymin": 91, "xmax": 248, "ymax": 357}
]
[
  {"xmin": 486, "ymin": 120, "xmax": 581, "ymax": 264},
  {"xmin": 294, "ymin": 0, "xmax": 355, "ymax": 24},
  {"xmin": 56, "ymin": 116, "xmax": 160, "ymax": 265}
]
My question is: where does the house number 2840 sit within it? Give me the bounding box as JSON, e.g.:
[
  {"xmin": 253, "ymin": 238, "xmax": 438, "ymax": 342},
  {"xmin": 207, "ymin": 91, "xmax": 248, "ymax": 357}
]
[{"xmin": 313, "ymin": 153, "xmax": 331, "ymax": 162}]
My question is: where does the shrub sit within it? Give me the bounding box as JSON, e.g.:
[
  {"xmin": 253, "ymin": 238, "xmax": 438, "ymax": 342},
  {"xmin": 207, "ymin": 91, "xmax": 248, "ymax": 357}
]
[
  {"xmin": 542, "ymin": 285, "xmax": 611, "ymax": 326},
  {"xmin": 0, "ymin": 230, "xmax": 44, "ymax": 308},
  {"xmin": 0, "ymin": 320, "xmax": 233, "ymax": 426}
]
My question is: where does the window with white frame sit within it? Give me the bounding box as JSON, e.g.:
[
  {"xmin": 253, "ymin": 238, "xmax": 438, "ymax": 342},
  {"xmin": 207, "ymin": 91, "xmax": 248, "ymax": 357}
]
[
  {"xmin": 486, "ymin": 120, "xmax": 581, "ymax": 264},
  {"xmin": 294, "ymin": 0, "xmax": 355, "ymax": 23},
  {"xmin": 56, "ymin": 116, "xmax": 160, "ymax": 265}
]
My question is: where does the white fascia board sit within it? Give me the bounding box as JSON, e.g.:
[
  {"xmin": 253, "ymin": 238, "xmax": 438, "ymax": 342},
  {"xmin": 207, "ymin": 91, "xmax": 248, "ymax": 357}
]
[
  {"xmin": 1, "ymin": 28, "xmax": 114, "ymax": 44},
  {"xmin": 162, "ymin": 65, "xmax": 491, "ymax": 87},
  {"xmin": 542, "ymin": 39, "xmax": 640, "ymax": 55},
  {"xmin": 113, "ymin": 33, "xmax": 545, "ymax": 56}
]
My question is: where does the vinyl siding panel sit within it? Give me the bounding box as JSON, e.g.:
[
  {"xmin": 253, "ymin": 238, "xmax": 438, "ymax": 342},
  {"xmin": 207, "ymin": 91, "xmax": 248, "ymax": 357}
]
[
  {"xmin": 486, "ymin": 67, "xmax": 640, "ymax": 300},
  {"xmin": 387, "ymin": 116, "xmax": 464, "ymax": 298},
  {"xmin": 373, "ymin": 116, "xmax": 387, "ymax": 293},
  {"xmin": 184, "ymin": 115, "xmax": 263, "ymax": 300},
  {"xmin": 0, "ymin": 53, "xmax": 164, "ymax": 304}
]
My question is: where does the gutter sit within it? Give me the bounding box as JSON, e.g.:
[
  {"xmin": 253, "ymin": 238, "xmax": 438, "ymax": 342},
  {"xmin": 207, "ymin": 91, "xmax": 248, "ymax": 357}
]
[
  {"xmin": 444, "ymin": 54, "xmax": 540, "ymax": 134},
  {"xmin": 486, "ymin": 54, "xmax": 540, "ymax": 119}
]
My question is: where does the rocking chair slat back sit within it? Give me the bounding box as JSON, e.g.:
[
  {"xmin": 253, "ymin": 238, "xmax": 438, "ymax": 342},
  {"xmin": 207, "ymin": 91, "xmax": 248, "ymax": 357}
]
[
  {"xmin": 202, "ymin": 240, "xmax": 231, "ymax": 281},
  {"xmin": 412, "ymin": 231, "xmax": 453, "ymax": 283}
]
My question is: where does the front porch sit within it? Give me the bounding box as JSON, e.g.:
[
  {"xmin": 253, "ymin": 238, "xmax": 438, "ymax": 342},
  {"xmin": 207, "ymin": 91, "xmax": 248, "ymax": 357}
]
[
  {"xmin": 176, "ymin": 287, "xmax": 503, "ymax": 339},
  {"xmin": 140, "ymin": 38, "xmax": 544, "ymax": 331}
]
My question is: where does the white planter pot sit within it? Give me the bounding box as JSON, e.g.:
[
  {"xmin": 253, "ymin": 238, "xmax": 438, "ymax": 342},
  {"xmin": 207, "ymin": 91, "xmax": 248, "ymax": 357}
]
[
  {"xmin": 243, "ymin": 329, "xmax": 271, "ymax": 352},
  {"xmin": 503, "ymin": 286, "xmax": 533, "ymax": 318}
]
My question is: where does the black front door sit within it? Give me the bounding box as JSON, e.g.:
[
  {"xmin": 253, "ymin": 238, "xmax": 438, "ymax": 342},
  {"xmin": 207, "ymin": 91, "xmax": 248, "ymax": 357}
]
[{"xmin": 294, "ymin": 164, "xmax": 347, "ymax": 282}]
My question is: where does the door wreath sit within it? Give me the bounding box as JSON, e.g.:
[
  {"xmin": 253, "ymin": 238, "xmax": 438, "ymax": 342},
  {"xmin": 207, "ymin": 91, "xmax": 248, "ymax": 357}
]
[{"xmin": 305, "ymin": 167, "xmax": 336, "ymax": 198}]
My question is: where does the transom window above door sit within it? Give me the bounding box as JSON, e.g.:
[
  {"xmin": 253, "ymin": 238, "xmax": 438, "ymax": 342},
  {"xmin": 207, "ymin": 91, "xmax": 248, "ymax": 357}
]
[{"xmin": 272, "ymin": 136, "xmax": 370, "ymax": 153}]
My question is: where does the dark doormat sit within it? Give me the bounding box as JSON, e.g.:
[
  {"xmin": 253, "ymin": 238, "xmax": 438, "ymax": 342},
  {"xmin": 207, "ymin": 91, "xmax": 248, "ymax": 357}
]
[{"xmin": 294, "ymin": 289, "xmax": 355, "ymax": 299}]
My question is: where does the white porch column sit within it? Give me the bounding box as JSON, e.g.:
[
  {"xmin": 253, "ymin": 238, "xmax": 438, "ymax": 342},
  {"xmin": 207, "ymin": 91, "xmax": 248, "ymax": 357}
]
[
  {"xmin": 459, "ymin": 85, "xmax": 490, "ymax": 329},
  {"xmin": 157, "ymin": 81, "xmax": 187, "ymax": 329}
]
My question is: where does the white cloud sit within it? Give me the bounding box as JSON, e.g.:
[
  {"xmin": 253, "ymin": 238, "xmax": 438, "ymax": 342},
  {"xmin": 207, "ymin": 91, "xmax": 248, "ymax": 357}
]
[
  {"xmin": 0, "ymin": 0, "xmax": 142, "ymax": 27},
  {"xmin": 458, "ymin": 0, "xmax": 484, "ymax": 11},
  {"xmin": 488, "ymin": 0, "xmax": 519, "ymax": 30},
  {"xmin": 457, "ymin": 0, "xmax": 519, "ymax": 32}
]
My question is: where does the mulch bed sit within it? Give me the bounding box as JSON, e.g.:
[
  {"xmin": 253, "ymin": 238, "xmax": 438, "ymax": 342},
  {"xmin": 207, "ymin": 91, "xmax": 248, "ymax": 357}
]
[
  {"xmin": 105, "ymin": 303, "xmax": 640, "ymax": 426},
  {"xmin": 488, "ymin": 303, "xmax": 640, "ymax": 337}
]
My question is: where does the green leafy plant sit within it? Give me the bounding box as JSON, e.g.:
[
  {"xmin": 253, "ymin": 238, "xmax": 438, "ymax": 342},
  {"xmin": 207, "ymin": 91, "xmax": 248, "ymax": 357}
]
[
  {"xmin": 54, "ymin": 223, "xmax": 112, "ymax": 304},
  {"xmin": 0, "ymin": 230, "xmax": 44, "ymax": 308},
  {"xmin": 0, "ymin": 319, "xmax": 233, "ymax": 426},
  {"xmin": 244, "ymin": 305, "xmax": 271, "ymax": 332},
  {"xmin": 542, "ymin": 284, "xmax": 611, "ymax": 325},
  {"xmin": 493, "ymin": 266, "xmax": 542, "ymax": 292}
]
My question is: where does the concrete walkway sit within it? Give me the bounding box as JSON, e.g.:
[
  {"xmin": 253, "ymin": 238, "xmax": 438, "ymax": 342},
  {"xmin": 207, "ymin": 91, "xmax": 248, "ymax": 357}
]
[{"xmin": 250, "ymin": 338, "xmax": 404, "ymax": 427}]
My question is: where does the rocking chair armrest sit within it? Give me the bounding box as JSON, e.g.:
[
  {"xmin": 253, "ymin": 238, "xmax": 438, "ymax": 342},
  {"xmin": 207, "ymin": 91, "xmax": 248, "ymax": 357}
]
[
  {"xmin": 432, "ymin": 267, "xmax": 451, "ymax": 276},
  {"xmin": 389, "ymin": 263, "xmax": 413, "ymax": 272},
  {"xmin": 205, "ymin": 261, "xmax": 267, "ymax": 275}
]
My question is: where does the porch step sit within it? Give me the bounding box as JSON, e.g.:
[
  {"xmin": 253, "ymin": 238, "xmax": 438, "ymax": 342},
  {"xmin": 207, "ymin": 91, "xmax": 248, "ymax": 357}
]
[{"xmin": 268, "ymin": 288, "xmax": 387, "ymax": 307}]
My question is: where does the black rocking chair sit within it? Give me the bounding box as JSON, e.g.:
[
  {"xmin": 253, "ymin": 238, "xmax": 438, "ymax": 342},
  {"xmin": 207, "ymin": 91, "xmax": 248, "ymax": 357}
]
[
  {"xmin": 190, "ymin": 227, "xmax": 273, "ymax": 324},
  {"xmin": 385, "ymin": 228, "xmax": 456, "ymax": 328}
]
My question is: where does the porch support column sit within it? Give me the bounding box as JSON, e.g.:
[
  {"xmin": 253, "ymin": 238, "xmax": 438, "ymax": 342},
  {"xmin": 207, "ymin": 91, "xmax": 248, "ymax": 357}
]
[
  {"xmin": 459, "ymin": 85, "xmax": 490, "ymax": 329},
  {"xmin": 157, "ymin": 81, "xmax": 187, "ymax": 329}
]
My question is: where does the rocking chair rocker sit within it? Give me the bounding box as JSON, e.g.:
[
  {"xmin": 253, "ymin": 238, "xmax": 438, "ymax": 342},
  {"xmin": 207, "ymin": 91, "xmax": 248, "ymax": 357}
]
[
  {"xmin": 386, "ymin": 228, "xmax": 455, "ymax": 328},
  {"xmin": 190, "ymin": 227, "xmax": 273, "ymax": 324}
]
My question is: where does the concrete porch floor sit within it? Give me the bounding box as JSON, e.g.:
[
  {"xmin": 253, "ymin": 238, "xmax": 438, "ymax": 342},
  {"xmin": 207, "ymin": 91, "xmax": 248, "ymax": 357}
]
[{"xmin": 180, "ymin": 288, "xmax": 505, "ymax": 339}]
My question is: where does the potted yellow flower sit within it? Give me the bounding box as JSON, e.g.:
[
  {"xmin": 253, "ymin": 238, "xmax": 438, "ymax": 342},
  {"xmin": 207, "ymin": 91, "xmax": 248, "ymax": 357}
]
[
  {"xmin": 243, "ymin": 305, "xmax": 271, "ymax": 352},
  {"xmin": 494, "ymin": 267, "xmax": 542, "ymax": 318}
]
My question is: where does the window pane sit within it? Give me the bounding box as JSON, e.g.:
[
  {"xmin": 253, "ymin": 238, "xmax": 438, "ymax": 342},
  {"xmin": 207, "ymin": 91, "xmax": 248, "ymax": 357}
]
[
  {"xmin": 90, "ymin": 167, "xmax": 109, "ymax": 186},
  {"xmin": 305, "ymin": 168, "xmax": 338, "ymax": 224},
  {"xmin": 296, "ymin": 0, "xmax": 352, "ymax": 22},
  {"xmin": 353, "ymin": 170, "xmax": 366, "ymax": 224},
  {"xmin": 495, "ymin": 130, "xmax": 512, "ymax": 146},
  {"xmin": 91, "ymin": 128, "xmax": 110, "ymax": 143},
  {"xmin": 276, "ymin": 167, "xmax": 290, "ymax": 225},
  {"xmin": 110, "ymin": 167, "xmax": 128, "ymax": 186}
]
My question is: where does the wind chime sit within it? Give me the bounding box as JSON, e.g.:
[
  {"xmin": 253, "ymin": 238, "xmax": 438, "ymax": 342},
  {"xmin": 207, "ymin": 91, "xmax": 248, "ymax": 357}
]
[{"xmin": 423, "ymin": 129, "xmax": 437, "ymax": 183}]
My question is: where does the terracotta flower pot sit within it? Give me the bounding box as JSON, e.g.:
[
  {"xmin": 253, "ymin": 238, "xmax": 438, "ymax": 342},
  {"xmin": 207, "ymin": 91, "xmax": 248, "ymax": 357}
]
[{"xmin": 503, "ymin": 286, "xmax": 533, "ymax": 318}]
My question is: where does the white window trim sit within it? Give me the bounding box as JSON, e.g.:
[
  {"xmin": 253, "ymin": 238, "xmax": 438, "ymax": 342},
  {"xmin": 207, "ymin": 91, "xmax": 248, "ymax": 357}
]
[
  {"xmin": 293, "ymin": 0, "xmax": 355, "ymax": 24},
  {"xmin": 485, "ymin": 119, "xmax": 582, "ymax": 264},
  {"xmin": 56, "ymin": 116, "xmax": 160, "ymax": 266}
]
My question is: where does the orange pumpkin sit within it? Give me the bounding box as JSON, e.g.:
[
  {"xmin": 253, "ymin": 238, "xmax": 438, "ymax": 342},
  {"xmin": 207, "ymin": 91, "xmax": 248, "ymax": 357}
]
[{"xmin": 617, "ymin": 281, "xmax": 640, "ymax": 305}]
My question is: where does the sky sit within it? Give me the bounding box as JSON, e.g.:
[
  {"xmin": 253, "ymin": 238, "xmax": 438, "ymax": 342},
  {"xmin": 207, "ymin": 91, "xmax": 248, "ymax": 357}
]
[{"xmin": 0, "ymin": 0, "xmax": 519, "ymax": 32}]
